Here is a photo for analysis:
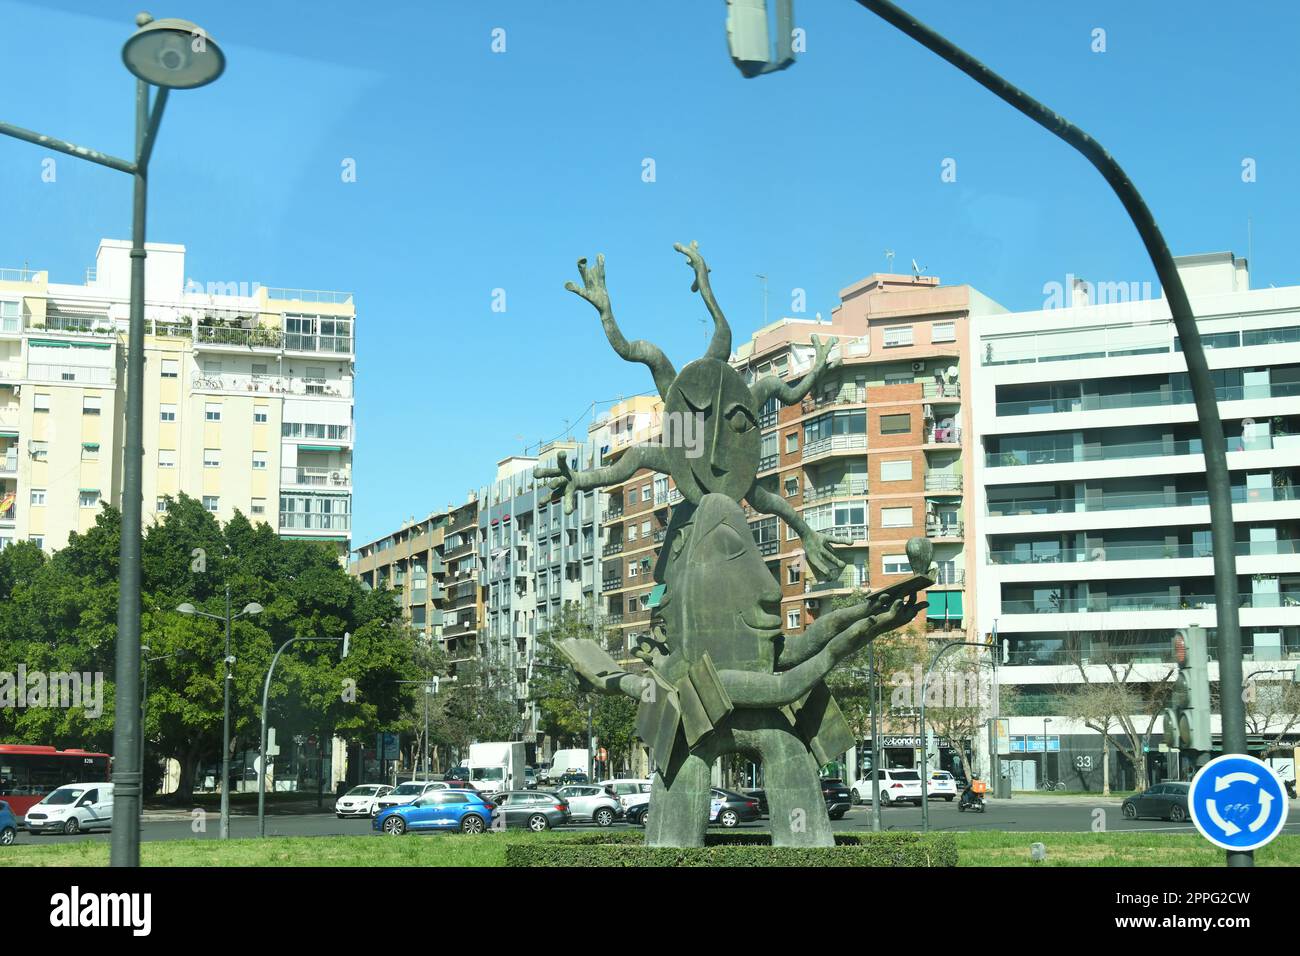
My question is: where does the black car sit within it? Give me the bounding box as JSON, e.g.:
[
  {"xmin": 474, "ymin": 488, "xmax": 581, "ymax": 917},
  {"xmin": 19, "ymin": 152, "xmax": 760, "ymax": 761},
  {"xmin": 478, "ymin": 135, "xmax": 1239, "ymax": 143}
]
[
  {"xmin": 744, "ymin": 780, "xmax": 850, "ymax": 820},
  {"xmin": 1121, "ymin": 782, "xmax": 1190, "ymax": 822},
  {"xmin": 632, "ymin": 788, "xmax": 761, "ymax": 828},
  {"xmin": 557, "ymin": 771, "xmax": 589, "ymax": 786}
]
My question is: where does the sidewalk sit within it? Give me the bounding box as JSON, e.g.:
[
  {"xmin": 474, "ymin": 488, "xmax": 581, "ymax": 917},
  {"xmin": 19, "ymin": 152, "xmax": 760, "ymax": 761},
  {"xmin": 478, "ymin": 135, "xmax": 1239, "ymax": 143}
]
[{"xmin": 143, "ymin": 798, "xmax": 331, "ymax": 821}]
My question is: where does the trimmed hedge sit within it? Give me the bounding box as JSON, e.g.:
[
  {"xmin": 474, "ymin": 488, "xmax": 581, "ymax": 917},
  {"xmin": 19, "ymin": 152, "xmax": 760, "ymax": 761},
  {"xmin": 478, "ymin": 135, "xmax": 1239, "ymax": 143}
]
[{"xmin": 505, "ymin": 831, "xmax": 957, "ymax": 867}]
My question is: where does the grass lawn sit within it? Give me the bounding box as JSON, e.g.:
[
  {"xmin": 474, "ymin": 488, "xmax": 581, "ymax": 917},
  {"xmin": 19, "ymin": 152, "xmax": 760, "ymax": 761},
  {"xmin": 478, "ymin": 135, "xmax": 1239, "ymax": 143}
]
[{"xmin": 3, "ymin": 831, "xmax": 1297, "ymax": 867}]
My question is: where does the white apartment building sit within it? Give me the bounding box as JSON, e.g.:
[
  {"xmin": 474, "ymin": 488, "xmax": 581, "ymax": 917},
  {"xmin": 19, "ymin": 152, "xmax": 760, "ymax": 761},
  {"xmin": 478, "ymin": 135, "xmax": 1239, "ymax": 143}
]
[
  {"xmin": 0, "ymin": 239, "xmax": 355, "ymax": 555},
  {"xmin": 972, "ymin": 252, "xmax": 1300, "ymax": 790}
]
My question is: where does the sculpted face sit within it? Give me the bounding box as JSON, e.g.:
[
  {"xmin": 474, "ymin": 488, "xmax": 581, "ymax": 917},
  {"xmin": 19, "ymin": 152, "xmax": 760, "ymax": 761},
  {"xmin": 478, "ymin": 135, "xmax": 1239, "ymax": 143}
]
[
  {"xmin": 657, "ymin": 494, "xmax": 781, "ymax": 673},
  {"xmin": 663, "ymin": 359, "xmax": 760, "ymax": 504}
]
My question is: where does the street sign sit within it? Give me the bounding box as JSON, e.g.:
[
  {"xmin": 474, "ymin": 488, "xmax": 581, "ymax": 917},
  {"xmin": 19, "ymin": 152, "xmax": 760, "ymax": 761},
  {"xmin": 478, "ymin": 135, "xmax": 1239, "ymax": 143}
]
[{"xmin": 1188, "ymin": 753, "xmax": 1289, "ymax": 852}]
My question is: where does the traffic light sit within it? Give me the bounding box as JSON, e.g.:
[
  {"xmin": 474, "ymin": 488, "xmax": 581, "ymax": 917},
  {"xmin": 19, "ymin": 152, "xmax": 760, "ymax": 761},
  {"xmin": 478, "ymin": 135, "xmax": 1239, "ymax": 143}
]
[
  {"xmin": 726, "ymin": 0, "xmax": 796, "ymax": 77},
  {"xmin": 1163, "ymin": 627, "xmax": 1212, "ymax": 756}
]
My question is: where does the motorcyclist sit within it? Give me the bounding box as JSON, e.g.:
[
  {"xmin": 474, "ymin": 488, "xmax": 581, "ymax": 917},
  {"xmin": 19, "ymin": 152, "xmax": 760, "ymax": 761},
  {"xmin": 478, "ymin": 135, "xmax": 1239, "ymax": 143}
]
[{"xmin": 959, "ymin": 778, "xmax": 986, "ymax": 810}]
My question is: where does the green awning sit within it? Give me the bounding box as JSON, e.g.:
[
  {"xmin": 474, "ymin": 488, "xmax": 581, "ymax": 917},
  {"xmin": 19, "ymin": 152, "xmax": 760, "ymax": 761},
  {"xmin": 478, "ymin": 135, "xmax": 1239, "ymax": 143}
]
[
  {"xmin": 0, "ymin": 430, "xmax": 17, "ymax": 437},
  {"xmin": 29, "ymin": 339, "xmax": 70, "ymax": 348},
  {"xmin": 926, "ymin": 590, "xmax": 964, "ymax": 620},
  {"xmin": 297, "ymin": 444, "xmax": 336, "ymax": 451},
  {"xmin": 647, "ymin": 583, "xmax": 666, "ymax": 608}
]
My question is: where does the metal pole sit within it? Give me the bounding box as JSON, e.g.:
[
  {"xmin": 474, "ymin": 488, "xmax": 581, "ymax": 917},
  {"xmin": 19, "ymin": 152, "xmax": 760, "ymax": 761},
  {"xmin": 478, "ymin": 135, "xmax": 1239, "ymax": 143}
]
[
  {"xmin": 1043, "ymin": 719, "xmax": 1049, "ymax": 788},
  {"xmin": 868, "ymin": 644, "xmax": 881, "ymax": 832},
  {"xmin": 220, "ymin": 584, "xmax": 232, "ymax": 839},
  {"xmin": 108, "ymin": 78, "xmax": 151, "ymax": 869},
  {"xmin": 854, "ymin": 0, "xmax": 1248, "ymax": 866},
  {"xmin": 423, "ymin": 683, "xmax": 430, "ymax": 780}
]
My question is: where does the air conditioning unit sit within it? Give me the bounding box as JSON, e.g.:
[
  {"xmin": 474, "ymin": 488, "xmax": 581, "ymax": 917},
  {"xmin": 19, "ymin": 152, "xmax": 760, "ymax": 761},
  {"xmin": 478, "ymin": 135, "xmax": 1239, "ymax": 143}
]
[{"xmin": 912, "ymin": 361, "xmax": 925, "ymax": 372}]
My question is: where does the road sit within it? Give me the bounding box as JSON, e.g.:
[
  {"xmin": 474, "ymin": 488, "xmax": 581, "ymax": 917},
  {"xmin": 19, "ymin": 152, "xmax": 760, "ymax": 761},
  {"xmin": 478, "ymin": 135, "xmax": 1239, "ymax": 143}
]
[{"xmin": 12, "ymin": 796, "xmax": 1300, "ymax": 845}]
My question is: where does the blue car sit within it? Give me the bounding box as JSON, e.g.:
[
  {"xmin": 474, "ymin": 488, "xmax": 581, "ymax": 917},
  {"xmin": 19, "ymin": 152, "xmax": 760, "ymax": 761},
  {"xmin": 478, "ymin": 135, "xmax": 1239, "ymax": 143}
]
[
  {"xmin": 373, "ymin": 789, "xmax": 497, "ymax": 835},
  {"xmin": 0, "ymin": 800, "xmax": 17, "ymax": 846}
]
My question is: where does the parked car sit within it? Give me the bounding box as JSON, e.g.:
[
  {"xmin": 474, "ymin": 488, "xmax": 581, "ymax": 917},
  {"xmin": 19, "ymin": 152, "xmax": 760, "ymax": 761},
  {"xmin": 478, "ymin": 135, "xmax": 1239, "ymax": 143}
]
[
  {"xmin": 927, "ymin": 771, "xmax": 958, "ymax": 801},
  {"xmin": 374, "ymin": 780, "xmax": 449, "ymax": 813},
  {"xmin": 709, "ymin": 789, "xmax": 761, "ymax": 828},
  {"xmin": 556, "ymin": 784, "xmax": 622, "ymax": 827},
  {"xmin": 335, "ymin": 783, "xmax": 394, "ymax": 818},
  {"xmin": 373, "ymin": 789, "xmax": 497, "ymax": 835},
  {"xmin": 488, "ymin": 790, "xmax": 571, "ymax": 831},
  {"xmin": 557, "ymin": 771, "xmax": 590, "ymax": 787},
  {"xmin": 1122, "ymin": 782, "xmax": 1191, "ymax": 822},
  {"xmin": 602, "ymin": 778, "xmax": 653, "ymax": 821},
  {"xmin": 24, "ymin": 783, "xmax": 114, "ymax": 835},
  {"xmin": 442, "ymin": 766, "xmax": 470, "ymax": 785},
  {"xmin": 0, "ymin": 800, "xmax": 16, "ymax": 846},
  {"xmin": 524, "ymin": 767, "xmax": 538, "ymax": 790},
  {"xmin": 852, "ymin": 769, "xmax": 923, "ymax": 806},
  {"xmin": 821, "ymin": 778, "xmax": 853, "ymax": 819}
]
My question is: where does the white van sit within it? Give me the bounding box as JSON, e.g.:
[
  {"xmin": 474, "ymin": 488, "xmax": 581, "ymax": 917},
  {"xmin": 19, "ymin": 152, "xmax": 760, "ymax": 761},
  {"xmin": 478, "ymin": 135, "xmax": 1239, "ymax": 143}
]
[{"xmin": 25, "ymin": 782, "xmax": 114, "ymax": 835}]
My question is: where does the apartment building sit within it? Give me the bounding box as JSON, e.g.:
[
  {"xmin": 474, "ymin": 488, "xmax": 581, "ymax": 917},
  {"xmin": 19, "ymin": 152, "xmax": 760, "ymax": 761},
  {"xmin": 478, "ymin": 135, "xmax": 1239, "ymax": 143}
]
[
  {"xmin": 349, "ymin": 512, "xmax": 447, "ymax": 638},
  {"xmin": 0, "ymin": 240, "xmax": 355, "ymax": 555},
  {"xmin": 973, "ymin": 252, "xmax": 1300, "ymax": 789}
]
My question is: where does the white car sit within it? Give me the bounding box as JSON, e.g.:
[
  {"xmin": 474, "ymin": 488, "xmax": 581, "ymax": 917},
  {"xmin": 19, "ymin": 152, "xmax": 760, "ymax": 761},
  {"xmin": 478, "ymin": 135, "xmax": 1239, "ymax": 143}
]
[
  {"xmin": 926, "ymin": 771, "xmax": 958, "ymax": 801},
  {"xmin": 599, "ymin": 778, "xmax": 653, "ymax": 817},
  {"xmin": 335, "ymin": 783, "xmax": 394, "ymax": 818},
  {"xmin": 373, "ymin": 780, "xmax": 448, "ymax": 813},
  {"xmin": 852, "ymin": 769, "xmax": 923, "ymax": 806},
  {"xmin": 24, "ymin": 783, "xmax": 114, "ymax": 835}
]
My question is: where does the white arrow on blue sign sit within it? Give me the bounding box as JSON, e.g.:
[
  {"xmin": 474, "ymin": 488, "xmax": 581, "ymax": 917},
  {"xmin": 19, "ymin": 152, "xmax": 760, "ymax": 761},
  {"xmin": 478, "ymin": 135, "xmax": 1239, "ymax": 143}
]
[{"xmin": 1188, "ymin": 753, "xmax": 1290, "ymax": 852}]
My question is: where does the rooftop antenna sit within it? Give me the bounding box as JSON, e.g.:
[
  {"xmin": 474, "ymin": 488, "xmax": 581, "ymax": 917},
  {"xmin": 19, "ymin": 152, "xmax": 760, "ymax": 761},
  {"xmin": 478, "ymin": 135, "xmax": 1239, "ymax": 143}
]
[
  {"xmin": 911, "ymin": 258, "xmax": 926, "ymax": 278},
  {"xmin": 884, "ymin": 249, "xmax": 895, "ymax": 273},
  {"xmin": 756, "ymin": 273, "xmax": 769, "ymax": 326}
]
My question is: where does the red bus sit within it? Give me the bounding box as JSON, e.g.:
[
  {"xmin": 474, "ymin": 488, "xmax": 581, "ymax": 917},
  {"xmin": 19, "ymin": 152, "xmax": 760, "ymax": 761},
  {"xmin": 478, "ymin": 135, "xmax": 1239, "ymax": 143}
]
[{"xmin": 0, "ymin": 745, "xmax": 112, "ymax": 816}]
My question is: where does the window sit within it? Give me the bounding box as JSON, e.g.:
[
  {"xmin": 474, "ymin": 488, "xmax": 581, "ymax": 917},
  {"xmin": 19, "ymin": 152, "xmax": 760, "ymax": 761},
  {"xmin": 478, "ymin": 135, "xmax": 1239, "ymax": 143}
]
[
  {"xmin": 251, "ymin": 498, "xmax": 266, "ymax": 516},
  {"xmin": 160, "ymin": 404, "xmax": 176, "ymax": 422},
  {"xmin": 0, "ymin": 300, "xmax": 18, "ymax": 332},
  {"xmin": 156, "ymin": 497, "xmax": 169, "ymax": 513},
  {"xmin": 204, "ymin": 402, "xmax": 222, "ymax": 422},
  {"xmin": 202, "ymin": 496, "xmax": 219, "ymax": 513},
  {"xmin": 252, "ymin": 363, "xmax": 269, "ymax": 378},
  {"xmin": 30, "ymin": 489, "xmax": 46, "ymax": 506},
  {"xmin": 786, "ymin": 608, "xmax": 802, "ymax": 630},
  {"xmin": 628, "ymin": 562, "xmax": 639, "ymax": 578},
  {"xmin": 30, "ymin": 440, "xmax": 48, "ymax": 461},
  {"xmin": 627, "ymin": 486, "xmax": 639, "ymax": 504},
  {"xmin": 33, "ymin": 393, "xmax": 50, "ymax": 412},
  {"xmin": 884, "ymin": 370, "xmax": 914, "ymax": 385},
  {"xmin": 783, "ymin": 476, "xmax": 799, "ymax": 497},
  {"xmin": 161, "ymin": 358, "xmax": 178, "ymax": 378},
  {"xmin": 83, "ymin": 396, "xmax": 101, "ymax": 415},
  {"xmin": 881, "ymin": 413, "xmax": 911, "ymax": 435},
  {"xmin": 29, "ymin": 536, "xmax": 43, "ymax": 549},
  {"xmin": 786, "ymin": 521, "xmax": 798, "ymax": 540},
  {"xmin": 787, "ymin": 563, "xmax": 801, "ymax": 585},
  {"xmin": 785, "ymin": 432, "xmax": 799, "ymax": 453},
  {"xmin": 253, "ymin": 405, "xmax": 268, "ymax": 424},
  {"xmin": 881, "ymin": 459, "xmax": 912, "ymax": 482},
  {"xmin": 79, "ymin": 490, "xmax": 100, "ymax": 508},
  {"xmin": 642, "ymin": 483, "xmax": 651, "ymax": 502},
  {"xmin": 932, "ymin": 321, "xmax": 956, "ymax": 343},
  {"xmin": 204, "ymin": 448, "xmax": 221, "ymax": 468},
  {"xmin": 883, "ymin": 325, "xmax": 914, "ymax": 348},
  {"xmin": 81, "ymin": 443, "xmax": 99, "ymax": 461},
  {"xmin": 627, "ymin": 523, "xmax": 638, "ymax": 541},
  {"xmin": 158, "ymin": 449, "xmax": 176, "ymax": 468},
  {"xmin": 881, "ymin": 506, "xmax": 913, "ymax": 528},
  {"xmin": 252, "ymin": 451, "xmax": 267, "ymax": 470},
  {"xmin": 882, "ymin": 554, "xmax": 910, "ymax": 575},
  {"xmin": 203, "ymin": 360, "xmax": 222, "ymax": 375}
]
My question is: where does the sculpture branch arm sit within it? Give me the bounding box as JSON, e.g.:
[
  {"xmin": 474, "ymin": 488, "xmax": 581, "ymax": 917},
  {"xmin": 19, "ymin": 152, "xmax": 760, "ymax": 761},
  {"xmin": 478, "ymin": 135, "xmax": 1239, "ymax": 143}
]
[
  {"xmin": 747, "ymin": 483, "xmax": 846, "ymax": 582},
  {"xmin": 536, "ymin": 446, "xmax": 670, "ymax": 514},
  {"xmin": 673, "ymin": 241, "xmax": 732, "ymax": 360},
  {"xmin": 565, "ymin": 254, "xmax": 677, "ymax": 399},
  {"xmin": 750, "ymin": 334, "xmax": 838, "ymax": 407},
  {"xmin": 780, "ymin": 591, "xmax": 893, "ymax": 665}
]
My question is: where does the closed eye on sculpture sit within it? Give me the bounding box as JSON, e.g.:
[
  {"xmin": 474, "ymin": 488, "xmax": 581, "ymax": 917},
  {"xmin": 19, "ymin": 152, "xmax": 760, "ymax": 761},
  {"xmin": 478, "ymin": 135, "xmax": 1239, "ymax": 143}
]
[
  {"xmin": 677, "ymin": 386, "xmax": 712, "ymax": 417},
  {"xmin": 708, "ymin": 524, "xmax": 749, "ymax": 561}
]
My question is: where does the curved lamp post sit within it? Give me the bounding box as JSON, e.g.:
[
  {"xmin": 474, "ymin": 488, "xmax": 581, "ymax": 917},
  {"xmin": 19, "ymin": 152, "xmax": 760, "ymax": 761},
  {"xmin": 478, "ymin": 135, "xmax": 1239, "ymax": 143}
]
[
  {"xmin": 918, "ymin": 639, "xmax": 996, "ymax": 833},
  {"xmin": 258, "ymin": 633, "xmax": 350, "ymax": 837},
  {"xmin": 177, "ymin": 595, "xmax": 261, "ymax": 840},
  {"xmin": 0, "ymin": 12, "xmax": 225, "ymax": 868}
]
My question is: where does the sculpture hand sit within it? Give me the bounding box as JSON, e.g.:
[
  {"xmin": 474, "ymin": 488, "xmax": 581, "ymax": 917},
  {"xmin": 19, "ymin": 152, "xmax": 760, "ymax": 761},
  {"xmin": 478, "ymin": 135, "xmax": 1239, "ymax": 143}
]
[
  {"xmin": 802, "ymin": 527, "xmax": 849, "ymax": 582},
  {"xmin": 673, "ymin": 240, "xmax": 710, "ymax": 293},
  {"xmin": 825, "ymin": 594, "xmax": 924, "ymax": 662},
  {"xmin": 809, "ymin": 333, "xmax": 840, "ymax": 375},
  {"xmin": 564, "ymin": 255, "xmax": 611, "ymax": 316},
  {"xmin": 533, "ymin": 451, "xmax": 579, "ymax": 514}
]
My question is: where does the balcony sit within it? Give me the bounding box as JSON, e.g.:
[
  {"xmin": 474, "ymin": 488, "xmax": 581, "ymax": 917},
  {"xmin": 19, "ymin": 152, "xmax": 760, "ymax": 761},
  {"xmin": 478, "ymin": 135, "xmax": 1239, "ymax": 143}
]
[
  {"xmin": 758, "ymin": 453, "xmax": 780, "ymax": 472},
  {"xmin": 922, "ymin": 381, "xmax": 961, "ymax": 401},
  {"xmin": 987, "ymin": 433, "xmax": 1295, "ymax": 469},
  {"xmin": 606, "ymin": 613, "xmax": 624, "ymax": 626},
  {"xmin": 803, "ymin": 479, "xmax": 869, "ymax": 504},
  {"xmin": 926, "ymin": 519, "xmax": 963, "ymax": 539},
  {"xmin": 602, "ymin": 508, "xmax": 624, "ymax": 522},
  {"xmin": 809, "ymin": 567, "xmax": 870, "ymax": 592},
  {"xmin": 653, "ymin": 527, "xmax": 668, "ymax": 542},
  {"xmin": 278, "ymin": 511, "xmax": 351, "ymax": 532},
  {"xmin": 602, "ymin": 541, "xmax": 624, "ymax": 556},
  {"xmin": 924, "ymin": 427, "xmax": 962, "ymax": 446},
  {"xmin": 803, "ymin": 434, "xmax": 867, "ymax": 460},
  {"xmin": 800, "ymin": 386, "xmax": 866, "ymax": 413},
  {"xmin": 265, "ymin": 287, "xmax": 354, "ymax": 305},
  {"xmin": 930, "ymin": 567, "xmax": 965, "ymax": 586},
  {"xmin": 443, "ymin": 539, "xmax": 475, "ymax": 559},
  {"xmin": 195, "ymin": 324, "xmax": 283, "ymax": 351},
  {"xmin": 0, "ymin": 453, "xmax": 16, "ymax": 477},
  {"xmin": 191, "ymin": 371, "xmax": 349, "ymax": 398},
  {"xmin": 27, "ymin": 363, "xmax": 115, "ymax": 385},
  {"xmin": 668, "ymin": 488, "xmax": 683, "ymax": 504},
  {"xmin": 1001, "ymin": 591, "xmax": 1300, "ymax": 614},
  {"xmin": 995, "ymin": 380, "xmax": 1300, "ymax": 418},
  {"xmin": 601, "ymin": 575, "xmax": 623, "ymax": 592},
  {"xmin": 281, "ymin": 466, "xmax": 351, "ymax": 489},
  {"xmin": 924, "ymin": 473, "xmax": 963, "ymax": 492},
  {"xmin": 756, "ymin": 539, "xmax": 779, "ymax": 557},
  {"xmin": 284, "ymin": 331, "xmax": 354, "ymax": 355},
  {"xmin": 987, "ymin": 483, "xmax": 1299, "ymax": 518},
  {"xmin": 990, "ymin": 538, "xmax": 1300, "ymax": 565}
]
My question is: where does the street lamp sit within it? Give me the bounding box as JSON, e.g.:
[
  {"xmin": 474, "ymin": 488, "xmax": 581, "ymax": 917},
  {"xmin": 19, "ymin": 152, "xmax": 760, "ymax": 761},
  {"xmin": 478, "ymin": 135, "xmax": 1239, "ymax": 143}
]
[
  {"xmin": 396, "ymin": 677, "xmax": 441, "ymax": 781},
  {"xmin": 0, "ymin": 12, "xmax": 225, "ymax": 868},
  {"xmin": 177, "ymin": 592, "xmax": 261, "ymax": 840},
  {"xmin": 258, "ymin": 633, "xmax": 350, "ymax": 837},
  {"xmin": 918, "ymin": 639, "xmax": 997, "ymax": 832},
  {"xmin": 1043, "ymin": 718, "xmax": 1053, "ymax": 789}
]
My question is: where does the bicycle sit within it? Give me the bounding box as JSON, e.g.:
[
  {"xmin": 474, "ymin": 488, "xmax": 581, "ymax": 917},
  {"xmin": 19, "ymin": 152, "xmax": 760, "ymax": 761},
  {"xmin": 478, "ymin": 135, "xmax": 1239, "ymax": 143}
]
[{"xmin": 1037, "ymin": 779, "xmax": 1068, "ymax": 792}]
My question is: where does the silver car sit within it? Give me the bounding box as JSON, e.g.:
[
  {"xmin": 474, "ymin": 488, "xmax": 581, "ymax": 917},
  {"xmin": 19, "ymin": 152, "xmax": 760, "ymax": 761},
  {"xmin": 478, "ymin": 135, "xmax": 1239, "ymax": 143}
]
[{"xmin": 556, "ymin": 784, "xmax": 622, "ymax": 827}]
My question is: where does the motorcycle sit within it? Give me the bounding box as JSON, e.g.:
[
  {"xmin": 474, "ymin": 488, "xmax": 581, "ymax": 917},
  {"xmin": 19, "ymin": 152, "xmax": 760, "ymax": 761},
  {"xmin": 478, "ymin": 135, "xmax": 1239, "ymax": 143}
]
[{"xmin": 957, "ymin": 784, "xmax": 986, "ymax": 813}]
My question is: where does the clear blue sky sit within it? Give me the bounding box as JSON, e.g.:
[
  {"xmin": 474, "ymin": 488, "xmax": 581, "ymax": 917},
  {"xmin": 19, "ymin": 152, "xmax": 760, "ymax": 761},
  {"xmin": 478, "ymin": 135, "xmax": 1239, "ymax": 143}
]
[{"xmin": 2, "ymin": 1, "xmax": 1297, "ymax": 547}]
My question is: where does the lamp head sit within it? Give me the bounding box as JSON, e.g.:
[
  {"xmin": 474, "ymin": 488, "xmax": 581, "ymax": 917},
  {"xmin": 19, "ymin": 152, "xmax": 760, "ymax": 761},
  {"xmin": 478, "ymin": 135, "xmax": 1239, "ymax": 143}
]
[
  {"xmin": 122, "ymin": 13, "xmax": 226, "ymax": 89},
  {"xmin": 176, "ymin": 602, "xmax": 196, "ymax": 615},
  {"xmin": 242, "ymin": 602, "xmax": 263, "ymax": 616}
]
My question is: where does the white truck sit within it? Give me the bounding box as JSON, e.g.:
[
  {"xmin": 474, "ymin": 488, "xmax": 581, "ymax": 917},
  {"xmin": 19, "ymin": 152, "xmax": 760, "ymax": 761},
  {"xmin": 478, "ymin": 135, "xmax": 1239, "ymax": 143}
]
[
  {"xmin": 543, "ymin": 748, "xmax": 590, "ymax": 784},
  {"xmin": 467, "ymin": 741, "xmax": 526, "ymax": 794}
]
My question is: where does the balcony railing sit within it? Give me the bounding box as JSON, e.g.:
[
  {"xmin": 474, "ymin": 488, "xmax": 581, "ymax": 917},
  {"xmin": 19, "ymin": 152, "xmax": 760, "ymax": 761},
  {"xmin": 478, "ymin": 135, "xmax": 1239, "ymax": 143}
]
[
  {"xmin": 987, "ymin": 433, "xmax": 1290, "ymax": 469},
  {"xmin": 1002, "ymin": 592, "xmax": 1300, "ymax": 614},
  {"xmin": 190, "ymin": 371, "xmax": 349, "ymax": 398},
  {"xmin": 195, "ymin": 325, "xmax": 283, "ymax": 349},
  {"xmin": 803, "ymin": 433, "xmax": 867, "ymax": 459},
  {"xmin": 926, "ymin": 520, "xmax": 963, "ymax": 539},
  {"xmin": 756, "ymin": 539, "xmax": 779, "ymax": 556},
  {"xmin": 602, "ymin": 508, "xmax": 624, "ymax": 522},
  {"xmin": 281, "ymin": 466, "xmax": 351, "ymax": 488},
  {"xmin": 809, "ymin": 567, "xmax": 870, "ymax": 591},
  {"xmin": 931, "ymin": 567, "xmax": 965, "ymax": 586},
  {"xmin": 924, "ymin": 474, "xmax": 963, "ymax": 492},
  {"xmin": 989, "ymin": 538, "xmax": 1300, "ymax": 565},
  {"xmin": 265, "ymin": 287, "xmax": 354, "ymax": 304},
  {"xmin": 27, "ymin": 364, "xmax": 115, "ymax": 385},
  {"xmin": 922, "ymin": 381, "xmax": 961, "ymax": 400},
  {"xmin": 983, "ymin": 321, "xmax": 1300, "ymax": 367},
  {"xmin": 603, "ymin": 541, "xmax": 624, "ymax": 556},
  {"xmin": 987, "ymin": 483, "xmax": 1299, "ymax": 517},
  {"xmin": 758, "ymin": 453, "xmax": 780, "ymax": 472},
  {"xmin": 278, "ymin": 511, "xmax": 351, "ymax": 531},
  {"xmin": 601, "ymin": 576, "xmax": 623, "ymax": 591},
  {"xmin": 800, "ymin": 386, "xmax": 867, "ymax": 413},
  {"xmin": 925, "ymin": 427, "xmax": 962, "ymax": 446},
  {"xmin": 995, "ymin": 380, "xmax": 1300, "ymax": 418},
  {"xmin": 803, "ymin": 479, "xmax": 869, "ymax": 504},
  {"xmin": 653, "ymin": 527, "xmax": 668, "ymax": 542},
  {"xmin": 667, "ymin": 489, "xmax": 683, "ymax": 504}
]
